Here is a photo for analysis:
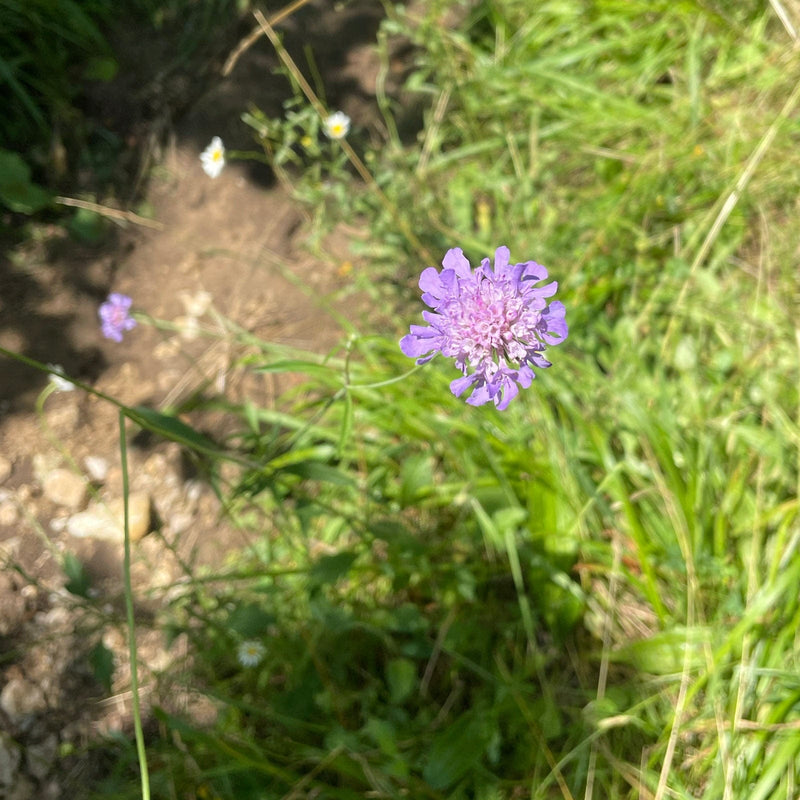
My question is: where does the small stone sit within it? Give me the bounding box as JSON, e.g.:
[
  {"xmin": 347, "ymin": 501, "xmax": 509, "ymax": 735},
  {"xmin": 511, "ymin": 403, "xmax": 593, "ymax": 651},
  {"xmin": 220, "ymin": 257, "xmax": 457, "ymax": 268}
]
[
  {"xmin": 0, "ymin": 678, "xmax": 47, "ymax": 722},
  {"xmin": 0, "ymin": 733, "xmax": 21, "ymax": 789},
  {"xmin": 0, "ymin": 501, "xmax": 18, "ymax": 527},
  {"xmin": 8, "ymin": 774, "xmax": 34, "ymax": 800},
  {"xmin": 32, "ymin": 453, "xmax": 60, "ymax": 484},
  {"xmin": 0, "ymin": 455, "xmax": 11, "ymax": 485},
  {"xmin": 49, "ymin": 516, "xmax": 67, "ymax": 533},
  {"xmin": 25, "ymin": 734, "xmax": 57, "ymax": 781},
  {"xmin": 112, "ymin": 492, "xmax": 152, "ymax": 542},
  {"xmin": 66, "ymin": 492, "xmax": 151, "ymax": 543},
  {"xmin": 66, "ymin": 508, "xmax": 119, "ymax": 541},
  {"xmin": 169, "ymin": 512, "xmax": 192, "ymax": 536},
  {"xmin": 45, "ymin": 402, "xmax": 80, "ymax": 433},
  {"xmin": 84, "ymin": 456, "xmax": 109, "ymax": 482},
  {"xmin": 0, "ymin": 575, "xmax": 26, "ymax": 636},
  {"xmin": 42, "ymin": 469, "xmax": 87, "ymax": 510}
]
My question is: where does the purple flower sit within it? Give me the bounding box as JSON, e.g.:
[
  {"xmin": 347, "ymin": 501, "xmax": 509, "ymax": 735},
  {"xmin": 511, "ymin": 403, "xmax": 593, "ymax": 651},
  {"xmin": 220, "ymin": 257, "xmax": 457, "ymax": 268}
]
[
  {"xmin": 399, "ymin": 246, "xmax": 568, "ymax": 410},
  {"xmin": 99, "ymin": 293, "xmax": 137, "ymax": 342}
]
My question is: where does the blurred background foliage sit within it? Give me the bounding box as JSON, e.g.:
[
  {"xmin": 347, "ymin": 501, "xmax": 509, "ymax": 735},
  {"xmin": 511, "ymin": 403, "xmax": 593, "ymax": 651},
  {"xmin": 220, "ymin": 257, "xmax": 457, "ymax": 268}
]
[{"xmin": 0, "ymin": 0, "xmax": 250, "ymax": 219}]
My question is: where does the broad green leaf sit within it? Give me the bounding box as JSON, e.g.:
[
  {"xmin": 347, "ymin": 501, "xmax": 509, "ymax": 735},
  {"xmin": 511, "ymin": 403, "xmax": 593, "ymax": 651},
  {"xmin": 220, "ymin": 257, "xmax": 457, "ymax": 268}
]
[
  {"xmin": 0, "ymin": 149, "xmax": 51, "ymax": 213},
  {"xmin": 310, "ymin": 551, "xmax": 358, "ymax": 586},
  {"xmin": 226, "ymin": 603, "xmax": 274, "ymax": 637},
  {"xmin": 423, "ymin": 710, "xmax": 490, "ymax": 790},
  {"xmin": 610, "ymin": 626, "xmax": 713, "ymax": 674}
]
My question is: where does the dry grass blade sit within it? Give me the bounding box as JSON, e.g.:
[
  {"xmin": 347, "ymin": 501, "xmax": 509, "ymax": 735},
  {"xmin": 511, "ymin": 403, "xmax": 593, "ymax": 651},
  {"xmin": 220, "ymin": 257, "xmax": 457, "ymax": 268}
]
[
  {"xmin": 54, "ymin": 196, "xmax": 164, "ymax": 230},
  {"xmin": 223, "ymin": 0, "xmax": 316, "ymax": 76}
]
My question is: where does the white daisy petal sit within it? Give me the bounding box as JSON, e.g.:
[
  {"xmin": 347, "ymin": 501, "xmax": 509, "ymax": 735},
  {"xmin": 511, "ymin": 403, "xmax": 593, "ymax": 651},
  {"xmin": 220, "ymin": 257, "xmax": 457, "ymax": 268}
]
[
  {"xmin": 323, "ymin": 111, "xmax": 351, "ymax": 140},
  {"xmin": 200, "ymin": 136, "xmax": 226, "ymax": 178},
  {"xmin": 237, "ymin": 639, "xmax": 265, "ymax": 667}
]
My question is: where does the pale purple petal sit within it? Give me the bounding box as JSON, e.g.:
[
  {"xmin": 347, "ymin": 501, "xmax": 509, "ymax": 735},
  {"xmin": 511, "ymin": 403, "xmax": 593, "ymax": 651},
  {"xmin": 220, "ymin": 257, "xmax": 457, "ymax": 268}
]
[
  {"xmin": 419, "ymin": 267, "xmax": 444, "ymax": 297},
  {"xmin": 442, "ymin": 248, "xmax": 472, "ymax": 278},
  {"xmin": 399, "ymin": 246, "xmax": 567, "ymax": 409},
  {"xmin": 98, "ymin": 293, "xmax": 137, "ymax": 342},
  {"xmin": 494, "ymin": 246, "xmax": 510, "ymax": 272},
  {"xmin": 450, "ymin": 374, "xmax": 477, "ymax": 397}
]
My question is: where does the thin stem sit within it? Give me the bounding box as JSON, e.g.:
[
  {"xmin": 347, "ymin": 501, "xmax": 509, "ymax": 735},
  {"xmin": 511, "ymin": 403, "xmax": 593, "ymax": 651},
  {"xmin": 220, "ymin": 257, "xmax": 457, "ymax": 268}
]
[
  {"xmin": 119, "ymin": 409, "xmax": 150, "ymax": 800},
  {"xmin": 252, "ymin": 8, "xmax": 433, "ymax": 264}
]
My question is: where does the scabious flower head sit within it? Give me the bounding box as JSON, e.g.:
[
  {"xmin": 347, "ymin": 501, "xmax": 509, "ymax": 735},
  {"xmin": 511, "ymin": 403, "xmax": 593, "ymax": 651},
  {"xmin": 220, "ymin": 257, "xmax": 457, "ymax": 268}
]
[
  {"xmin": 99, "ymin": 293, "xmax": 137, "ymax": 342},
  {"xmin": 200, "ymin": 136, "xmax": 225, "ymax": 178},
  {"xmin": 399, "ymin": 246, "xmax": 568, "ymax": 410},
  {"xmin": 237, "ymin": 639, "xmax": 265, "ymax": 668},
  {"xmin": 323, "ymin": 111, "xmax": 351, "ymax": 140}
]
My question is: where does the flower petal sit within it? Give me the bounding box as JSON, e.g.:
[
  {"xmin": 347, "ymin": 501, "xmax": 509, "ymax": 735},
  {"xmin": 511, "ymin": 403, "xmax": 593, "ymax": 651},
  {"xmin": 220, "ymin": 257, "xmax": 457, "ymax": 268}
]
[
  {"xmin": 419, "ymin": 267, "xmax": 444, "ymax": 296},
  {"xmin": 450, "ymin": 374, "xmax": 477, "ymax": 397},
  {"xmin": 442, "ymin": 248, "xmax": 472, "ymax": 278},
  {"xmin": 400, "ymin": 332, "xmax": 438, "ymax": 359},
  {"xmin": 493, "ymin": 246, "xmax": 510, "ymax": 272}
]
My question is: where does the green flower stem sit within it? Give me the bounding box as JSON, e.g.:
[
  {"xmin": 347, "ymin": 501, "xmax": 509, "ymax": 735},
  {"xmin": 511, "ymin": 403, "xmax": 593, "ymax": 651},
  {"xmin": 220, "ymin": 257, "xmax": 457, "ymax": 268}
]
[{"xmin": 119, "ymin": 409, "xmax": 150, "ymax": 800}]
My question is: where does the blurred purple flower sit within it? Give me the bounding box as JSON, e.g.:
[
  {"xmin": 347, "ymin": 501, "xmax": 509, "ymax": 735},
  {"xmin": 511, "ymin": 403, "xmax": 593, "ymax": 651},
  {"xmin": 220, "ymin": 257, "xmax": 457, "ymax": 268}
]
[
  {"xmin": 400, "ymin": 246, "xmax": 568, "ymax": 410},
  {"xmin": 99, "ymin": 293, "xmax": 137, "ymax": 342}
]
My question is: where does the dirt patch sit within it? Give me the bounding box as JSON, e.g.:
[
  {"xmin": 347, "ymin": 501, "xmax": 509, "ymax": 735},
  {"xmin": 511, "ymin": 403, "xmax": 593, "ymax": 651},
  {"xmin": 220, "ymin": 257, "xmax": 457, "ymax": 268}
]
[{"xmin": 0, "ymin": 1, "xmax": 409, "ymax": 795}]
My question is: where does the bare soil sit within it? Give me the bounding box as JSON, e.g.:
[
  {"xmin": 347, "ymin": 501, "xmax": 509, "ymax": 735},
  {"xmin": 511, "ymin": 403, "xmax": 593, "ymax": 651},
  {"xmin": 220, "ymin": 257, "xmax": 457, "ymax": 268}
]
[{"xmin": 0, "ymin": 2, "xmax": 402, "ymax": 795}]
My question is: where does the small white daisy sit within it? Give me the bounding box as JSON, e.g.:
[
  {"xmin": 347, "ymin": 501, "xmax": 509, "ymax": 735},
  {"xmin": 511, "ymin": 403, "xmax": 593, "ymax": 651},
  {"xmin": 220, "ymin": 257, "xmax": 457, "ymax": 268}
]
[
  {"xmin": 47, "ymin": 364, "xmax": 75, "ymax": 392},
  {"xmin": 237, "ymin": 639, "xmax": 265, "ymax": 668},
  {"xmin": 200, "ymin": 136, "xmax": 226, "ymax": 178},
  {"xmin": 323, "ymin": 111, "xmax": 351, "ymax": 140}
]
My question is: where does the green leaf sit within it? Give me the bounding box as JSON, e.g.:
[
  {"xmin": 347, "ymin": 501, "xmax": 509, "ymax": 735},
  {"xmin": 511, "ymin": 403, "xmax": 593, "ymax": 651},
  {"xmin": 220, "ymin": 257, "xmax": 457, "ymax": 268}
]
[
  {"xmin": 128, "ymin": 406, "xmax": 224, "ymax": 457},
  {"xmin": 386, "ymin": 657, "xmax": 416, "ymax": 704},
  {"xmin": 63, "ymin": 552, "xmax": 91, "ymax": 598},
  {"xmin": 364, "ymin": 717, "xmax": 399, "ymax": 756},
  {"xmin": 83, "ymin": 56, "xmax": 118, "ymax": 82},
  {"xmin": 610, "ymin": 626, "xmax": 713, "ymax": 674},
  {"xmin": 282, "ymin": 460, "xmax": 355, "ymax": 486},
  {"xmin": 399, "ymin": 454, "xmax": 433, "ymax": 506},
  {"xmin": 67, "ymin": 207, "xmax": 105, "ymax": 243},
  {"xmin": 226, "ymin": 603, "xmax": 274, "ymax": 637},
  {"xmin": 423, "ymin": 710, "xmax": 490, "ymax": 790},
  {"xmin": 256, "ymin": 360, "xmax": 337, "ymax": 380},
  {"xmin": 337, "ymin": 392, "xmax": 353, "ymax": 458},
  {"xmin": 310, "ymin": 551, "xmax": 358, "ymax": 587},
  {"xmin": 0, "ymin": 149, "xmax": 51, "ymax": 214},
  {"xmin": 89, "ymin": 640, "xmax": 114, "ymax": 693}
]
